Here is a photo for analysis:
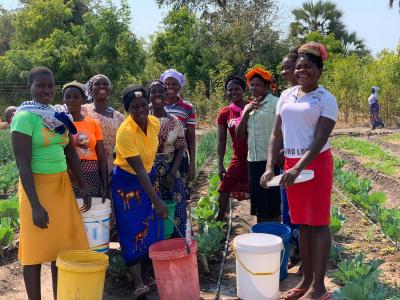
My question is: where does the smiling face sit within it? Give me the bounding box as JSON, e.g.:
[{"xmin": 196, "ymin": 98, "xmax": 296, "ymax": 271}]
[
  {"xmin": 294, "ymin": 56, "xmax": 322, "ymax": 90},
  {"xmin": 150, "ymin": 84, "xmax": 166, "ymax": 110},
  {"xmin": 164, "ymin": 77, "xmax": 181, "ymax": 101},
  {"xmin": 30, "ymin": 74, "xmax": 55, "ymax": 105},
  {"xmin": 226, "ymin": 82, "xmax": 244, "ymax": 104},
  {"xmin": 128, "ymin": 97, "xmax": 149, "ymax": 125},
  {"xmin": 92, "ymin": 77, "xmax": 111, "ymax": 101},
  {"xmin": 281, "ymin": 57, "xmax": 296, "ymax": 84},
  {"xmin": 249, "ymin": 76, "xmax": 269, "ymax": 99},
  {"xmin": 63, "ymin": 87, "xmax": 84, "ymax": 115}
]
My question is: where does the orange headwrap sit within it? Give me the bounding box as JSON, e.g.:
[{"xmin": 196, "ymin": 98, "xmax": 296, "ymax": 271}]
[
  {"xmin": 298, "ymin": 42, "xmax": 328, "ymax": 62},
  {"xmin": 245, "ymin": 66, "xmax": 273, "ymax": 86}
]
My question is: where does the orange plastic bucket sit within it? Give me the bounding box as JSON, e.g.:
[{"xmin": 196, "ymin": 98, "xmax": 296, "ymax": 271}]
[{"xmin": 149, "ymin": 238, "xmax": 200, "ymax": 300}]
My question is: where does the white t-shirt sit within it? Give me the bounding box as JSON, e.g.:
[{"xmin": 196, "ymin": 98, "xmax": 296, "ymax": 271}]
[
  {"xmin": 368, "ymin": 93, "xmax": 378, "ymax": 105},
  {"xmin": 277, "ymin": 85, "xmax": 339, "ymax": 158}
]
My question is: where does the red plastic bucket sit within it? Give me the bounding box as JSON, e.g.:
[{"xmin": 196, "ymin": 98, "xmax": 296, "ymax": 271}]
[{"xmin": 149, "ymin": 238, "xmax": 200, "ymax": 300}]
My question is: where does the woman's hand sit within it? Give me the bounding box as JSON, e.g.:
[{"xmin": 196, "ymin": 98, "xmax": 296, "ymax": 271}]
[
  {"xmin": 32, "ymin": 204, "xmax": 49, "ymax": 229},
  {"xmin": 160, "ymin": 173, "xmax": 176, "ymax": 191},
  {"xmin": 154, "ymin": 199, "xmax": 168, "ymax": 219},
  {"xmin": 80, "ymin": 188, "xmax": 92, "ymax": 212},
  {"xmin": 280, "ymin": 167, "xmax": 301, "ymax": 186},
  {"xmin": 243, "ymin": 97, "xmax": 263, "ymax": 115},
  {"xmin": 260, "ymin": 166, "xmax": 275, "ymax": 188},
  {"xmin": 218, "ymin": 165, "xmax": 226, "ymax": 180}
]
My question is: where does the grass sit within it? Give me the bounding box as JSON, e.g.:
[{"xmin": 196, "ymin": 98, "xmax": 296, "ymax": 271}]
[
  {"xmin": 195, "ymin": 130, "xmax": 217, "ymax": 173},
  {"xmin": 331, "ymin": 136, "xmax": 400, "ymax": 176},
  {"xmin": 0, "ymin": 129, "xmax": 13, "ymax": 164},
  {"xmin": 381, "ymin": 132, "xmax": 400, "ymax": 144}
]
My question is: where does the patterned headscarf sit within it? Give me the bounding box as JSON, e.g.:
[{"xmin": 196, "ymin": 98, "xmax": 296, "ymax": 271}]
[
  {"xmin": 148, "ymin": 79, "xmax": 167, "ymax": 92},
  {"xmin": 245, "ymin": 66, "xmax": 273, "ymax": 86},
  {"xmin": 298, "ymin": 42, "xmax": 328, "ymax": 62},
  {"xmin": 84, "ymin": 74, "xmax": 112, "ymax": 102},
  {"xmin": 160, "ymin": 69, "xmax": 185, "ymax": 87}
]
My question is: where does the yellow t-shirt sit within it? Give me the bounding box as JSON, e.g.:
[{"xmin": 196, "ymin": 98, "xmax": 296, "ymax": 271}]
[{"xmin": 114, "ymin": 115, "xmax": 160, "ymax": 174}]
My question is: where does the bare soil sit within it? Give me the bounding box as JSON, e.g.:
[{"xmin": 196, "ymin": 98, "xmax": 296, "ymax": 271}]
[{"xmin": 332, "ymin": 149, "xmax": 400, "ymax": 209}]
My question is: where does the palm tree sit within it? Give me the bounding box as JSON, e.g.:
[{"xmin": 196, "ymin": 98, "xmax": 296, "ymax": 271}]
[
  {"xmin": 290, "ymin": 0, "xmax": 346, "ymax": 39},
  {"xmin": 341, "ymin": 31, "xmax": 369, "ymax": 56},
  {"xmin": 388, "ymin": 0, "xmax": 400, "ymax": 12}
]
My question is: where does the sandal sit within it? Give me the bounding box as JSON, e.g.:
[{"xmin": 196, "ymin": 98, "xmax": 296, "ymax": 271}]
[
  {"xmin": 285, "ymin": 288, "xmax": 308, "ymax": 300},
  {"xmin": 133, "ymin": 285, "xmax": 150, "ymax": 299},
  {"xmin": 146, "ymin": 278, "xmax": 157, "ymax": 290}
]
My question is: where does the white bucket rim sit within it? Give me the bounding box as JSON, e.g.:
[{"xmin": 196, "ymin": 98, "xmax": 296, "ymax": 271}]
[{"xmin": 234, "ymin": 233, "xmax": 283, "ymax": 254}]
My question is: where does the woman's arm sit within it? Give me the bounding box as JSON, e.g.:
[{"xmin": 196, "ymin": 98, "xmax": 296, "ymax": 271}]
[
  {"xmin": 236, "ymin": 102, "xmax": 259, "ymax": 140},
  {"xmin": 260, "ymin": 115, "xmax": 283, "ymax": 187},
  {"xmin": 65, "ymin": 133, "xmax": 91, "ymax": 211},
  {"xmin": 280, "ymin": 116, "xmax": 336, "ymax": 186},
  {"xmin": 95, "ymin": 140, "xmax": 108, "ymax": 200},
  {"xmin": 217, "ymin": 124, "xmax": 227, "ymax": 179},
  {"xmin": 12, "ymin": 132, "xmax": 49, "ymax": 228},
  {"xmin": 126, "ymin": 156, "xmax": 168, "ymax": 218}
]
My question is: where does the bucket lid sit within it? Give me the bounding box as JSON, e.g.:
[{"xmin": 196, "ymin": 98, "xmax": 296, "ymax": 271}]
[
  {"xmin": 234, "ymin": 233, "xmax": 283, "ymax": 254},
  {"xmin": 76, "ymin": 198, "xmax": 111, "ymax": 215}
]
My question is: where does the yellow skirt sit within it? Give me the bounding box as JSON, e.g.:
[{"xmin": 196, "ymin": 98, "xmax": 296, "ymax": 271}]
[{"xmin": 18, "ymin": 171, "xmax": 89, "ymax": 265}]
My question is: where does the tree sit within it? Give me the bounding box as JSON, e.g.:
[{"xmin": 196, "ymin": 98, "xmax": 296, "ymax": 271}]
[
  {"xmin": 290, "ymin": 0, "xmax": 368, "ymax": 56},
  {"xmin": 290, "ymin": 0, "xmax": 346, "ymax": 39},
  {"xmin": 151, "ymin": 7, "xmax": 216, "ymax": 90},
  {"xmin": 0, "ymin": 7, "xmax": 15, "ymax": 55},
  {"xmin": 389, "ymin": 0, "xmax": 400, "ymax": 12}
]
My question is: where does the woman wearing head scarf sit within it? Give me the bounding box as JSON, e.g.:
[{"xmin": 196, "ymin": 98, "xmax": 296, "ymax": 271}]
[
  {"xmin": 11, "ymin": 67, "xmax": 89, "ymax": 299},
  {"xmin": 148, "ymin": 80, "xmax": 188, "ymax": 236},
  {"xmin": 261, "ymin": 42, "xmax": 339, "ymax": 300},
  {"xmin": 368, "ymin": 86, "xmax": 384, "ymax": 129},
  {"xmin": 63, "ymin": 81, "xmax": 108, "ymax": 202},
  {"xmin": 216, "ymin": 76, "xmax": 249, "ymax": 221},
  {"xmin": 236, "ymin": 66, "xmax": 281, "ymax": 224},
  {"xmin": 111, "ymin": 84, "xmax": 168, "ymax": 299},
  {"xmin": 82, "ymin": 74, "xmax": 125, "ymax": 176},
  {"xmin": 160, "ymin": 69, "xmax": 196, "ymax": 183}
]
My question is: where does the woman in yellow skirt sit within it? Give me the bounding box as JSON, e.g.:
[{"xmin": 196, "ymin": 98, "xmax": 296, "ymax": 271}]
[{"xmin": 11, "ymin": 67, "xmax": 90, "ymax": 300}]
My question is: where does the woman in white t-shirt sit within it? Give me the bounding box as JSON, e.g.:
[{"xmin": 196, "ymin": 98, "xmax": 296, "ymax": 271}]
[{"xmin": 261, "ymin": 42, "xmax": 339, "ymax": 300}]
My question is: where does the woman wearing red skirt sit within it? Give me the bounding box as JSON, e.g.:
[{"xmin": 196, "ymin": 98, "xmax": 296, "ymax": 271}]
[
  {"xmin": 261, "ymin": 42, "xmax": 339, "ymax": 300},
  {"xmin": 216, "ymin": 76, "xmax": 249, "ymax": 221}
]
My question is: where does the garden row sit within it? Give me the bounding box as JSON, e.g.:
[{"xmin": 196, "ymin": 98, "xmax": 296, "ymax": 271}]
[{"xmin": 0, "ymin": 129, "xmax": 19, "ymax": 254}]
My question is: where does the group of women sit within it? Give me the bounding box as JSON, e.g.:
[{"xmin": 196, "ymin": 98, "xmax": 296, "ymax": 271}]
[
  {"xmin": 216, "ymin": 42, "xmax": 338, "ymax": 300},
  {"xmin": 11, "ymin": 68, "xmax": 195, "ymax": 299},
  {"xmin": 11, "ymin": 40, "xmax": 338, "ymax": 300}
]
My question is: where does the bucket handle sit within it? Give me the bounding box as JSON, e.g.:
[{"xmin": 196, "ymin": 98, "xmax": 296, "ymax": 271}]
[
  {"xmin": 168, "ymin": 216, "xmax": 191, "ymax": 255},
  {"xmin": 233, "ymin": 242, "xmax": 285, "ymax": 276},
  {"xmin": 87, "ymin": 213, "xmax": 110, "ymax": 230}
]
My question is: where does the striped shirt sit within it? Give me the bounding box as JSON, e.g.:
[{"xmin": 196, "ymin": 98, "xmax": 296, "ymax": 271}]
[{"xmin": 164, "ymin": 97, "xmax": 196, "ymax": 129}]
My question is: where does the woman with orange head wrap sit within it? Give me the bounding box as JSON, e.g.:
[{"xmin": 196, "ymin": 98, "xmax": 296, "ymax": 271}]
[{"xmin": 236, "ymin": 66, "xmax": 281, "ymax": 224}]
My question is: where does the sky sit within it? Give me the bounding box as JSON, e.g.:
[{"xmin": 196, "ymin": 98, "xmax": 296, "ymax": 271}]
[{"xmin": 1, "ymin": 0, "xmax": 399, "ymax": 55}]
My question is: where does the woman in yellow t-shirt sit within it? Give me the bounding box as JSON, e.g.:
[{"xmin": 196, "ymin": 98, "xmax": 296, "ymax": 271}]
[
  {"xmin": 111, "ymin": 84, "xmax": 168, "ymax": 299},
  {"xmin": 63, "ymin": 81, "xmax": 108, "ymax": 200},
  {"xmin": 11, "ymin": 67, "xmax": 90, "ymax": 299}
]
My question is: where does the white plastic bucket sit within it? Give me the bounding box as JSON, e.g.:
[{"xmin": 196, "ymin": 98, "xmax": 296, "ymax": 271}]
[
  {"xmin": 234, "ymin": 233, "xmax": 283, "ymax": 300},
  {"xmin": 76, "ymin": 198, "xmax": 111, "ymax": 253}
]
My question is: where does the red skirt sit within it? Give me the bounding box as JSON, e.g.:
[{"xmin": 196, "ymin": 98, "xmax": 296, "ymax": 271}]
[
  {"xmin": 218, "ymin": 156, "xmax": 249, "ymax": 200},
  {"xmin": 284, "ymin": 150, "xmax": 333, "ymax": 226}
]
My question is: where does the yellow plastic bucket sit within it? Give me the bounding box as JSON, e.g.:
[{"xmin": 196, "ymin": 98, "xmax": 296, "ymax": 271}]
[{"xmin": 56, "ymin": 250, "xmax": 109, "ymax": 300}]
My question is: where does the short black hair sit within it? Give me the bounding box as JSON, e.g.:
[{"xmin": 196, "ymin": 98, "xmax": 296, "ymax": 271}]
[
  {"xmin": 224, "ymin": 75, "xmax": 246, "ymax": 91},
  {"xmin": 28, "ymin": 66, "xmax": 54, "ymax": 85},
  {"xmin": 297, "ymin": 53, "xmax": 323, "ymax": 70},
  {"xmin": 122, "ymin": 84, "xmax": 148, "ymax": 112},
  {"xmin": 284, "ymin": 46, "xmax": 300, "ymax": 63}
]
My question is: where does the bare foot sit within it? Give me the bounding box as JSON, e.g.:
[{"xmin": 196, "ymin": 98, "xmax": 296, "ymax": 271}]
[{"xmin": 299, "ymin": 287, "xmax": 327, "ymax": 300}]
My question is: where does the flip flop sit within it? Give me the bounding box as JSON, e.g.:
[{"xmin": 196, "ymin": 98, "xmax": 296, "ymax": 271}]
[
  {"xmin": 285, "ymin": 288, "xmax": 308, "ymax": 300},
  {"xmin": 133, "ymin": 285, "xmax": 150, "ymax": 299},
  {"xmin": 147, "ymin": 278, "xmax": 157, "ymax": 289}
]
